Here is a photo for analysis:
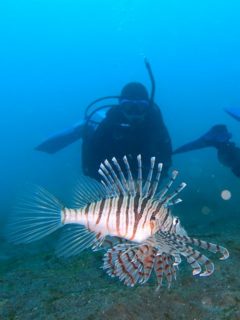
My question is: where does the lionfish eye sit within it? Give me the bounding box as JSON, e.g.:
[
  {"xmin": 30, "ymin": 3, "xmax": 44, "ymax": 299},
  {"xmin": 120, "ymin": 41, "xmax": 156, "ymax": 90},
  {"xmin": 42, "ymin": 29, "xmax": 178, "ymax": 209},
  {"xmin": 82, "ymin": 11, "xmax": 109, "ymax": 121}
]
[{"xmin": 174, "ymin": 217, "xmax": 179, "ymax": 225}]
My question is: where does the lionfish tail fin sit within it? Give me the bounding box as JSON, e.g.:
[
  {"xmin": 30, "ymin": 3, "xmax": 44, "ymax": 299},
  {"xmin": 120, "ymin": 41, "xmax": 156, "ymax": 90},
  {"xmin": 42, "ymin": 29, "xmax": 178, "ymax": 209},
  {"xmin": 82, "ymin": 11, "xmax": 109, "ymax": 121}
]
[{"xmin": 6, "ymin": 185, "xmax": 63, "ymax": 244}]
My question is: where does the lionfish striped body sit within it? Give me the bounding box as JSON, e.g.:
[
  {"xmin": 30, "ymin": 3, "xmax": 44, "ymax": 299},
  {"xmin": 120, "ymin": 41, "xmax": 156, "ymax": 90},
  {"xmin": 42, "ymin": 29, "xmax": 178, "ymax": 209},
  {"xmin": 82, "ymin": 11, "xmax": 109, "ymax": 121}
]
[
  {"xmin": 7, "ymin": 155, "xmax": 229, "ymax": 289},
  {"xmin": 61, "ymin": 156, "xmax": 183, "ymax": 243}
]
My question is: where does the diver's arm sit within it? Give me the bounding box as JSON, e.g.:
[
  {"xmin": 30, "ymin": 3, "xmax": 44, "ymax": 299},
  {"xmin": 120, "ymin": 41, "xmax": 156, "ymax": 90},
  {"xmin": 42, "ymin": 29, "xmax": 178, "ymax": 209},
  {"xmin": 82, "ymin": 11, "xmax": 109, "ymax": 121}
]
[
  {"xmin": 35, "ymin": 122, "xmax": 85, "ymax": 154},
  {"xmin": 217, "ymin": 143, "xmax": 240, "ymax": 178},
  {"xmin": 173, "ymin": 125, "xmax": 232, "ymax": 154}
]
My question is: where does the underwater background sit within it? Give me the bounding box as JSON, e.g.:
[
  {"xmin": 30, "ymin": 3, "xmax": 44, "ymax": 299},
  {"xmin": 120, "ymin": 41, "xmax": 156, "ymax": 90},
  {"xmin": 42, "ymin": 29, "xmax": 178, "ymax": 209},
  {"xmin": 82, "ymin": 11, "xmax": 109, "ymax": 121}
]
[{"xmin": 0, "ymin": 0, "xmax": 240, "ymax": 319}]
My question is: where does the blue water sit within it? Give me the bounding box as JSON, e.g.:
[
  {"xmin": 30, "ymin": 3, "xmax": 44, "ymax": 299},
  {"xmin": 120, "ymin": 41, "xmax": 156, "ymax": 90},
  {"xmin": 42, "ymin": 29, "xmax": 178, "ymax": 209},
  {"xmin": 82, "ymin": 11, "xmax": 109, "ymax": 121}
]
[{"xmin": 1, "ymin": 1, "xmax": 240, "ymax": 319}]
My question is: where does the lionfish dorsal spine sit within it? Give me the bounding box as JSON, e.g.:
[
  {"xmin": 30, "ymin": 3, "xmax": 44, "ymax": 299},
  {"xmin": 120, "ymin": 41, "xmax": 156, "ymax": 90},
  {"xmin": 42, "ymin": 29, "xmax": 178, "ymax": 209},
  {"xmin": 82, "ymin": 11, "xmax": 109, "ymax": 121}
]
[
  {"xmin": 112, "ymin": 157, "xmax": 129, "ymax": 194},
  {"xmin": 123, "ymin": 155, "xmax": 136, "ymax": 196},
  {"xmin": 98, "ymin": 155, "xmax": 186, "ymax": 211},
  {"xmin": 148, "ymin": 162, "xmax": 163, "ymax": 198},
  {"xmin": 166, "ymin": 198, "xmax": 182, "ymax": 207},
  {"xmin": 159, "ymin": 170, "xmax": 179, "ymax": 201},
  {"xmin": 137, "ymin": 154, "xmax": 143, "ymax": 196},
  {"xmin": 98, "ymin": 165, "xmax": 119, "ymax": 197},
  {"xmin": 142, "ymin": 157, "xmax": 155, "ymax": 197},
  {"xmin": 162, "ymin": 182, "xmax": 187, "ymax": 207},
  {"xmin": 104, "ymin": 159, "xmax": 127, "ymax": 196},
  {"xmin": 99, "ymin": 155, "xmax": 160, "ymax": 198}
]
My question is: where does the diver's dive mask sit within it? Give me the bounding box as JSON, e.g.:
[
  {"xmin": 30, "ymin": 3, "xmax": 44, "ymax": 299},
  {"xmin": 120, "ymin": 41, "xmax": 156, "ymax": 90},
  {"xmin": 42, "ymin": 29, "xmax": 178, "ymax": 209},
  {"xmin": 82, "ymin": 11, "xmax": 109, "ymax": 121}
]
[
  {"xmin": 119, "ymin": 99, "xmax": 150, "ymax": 114},
  {"xmin": 119, "ymin": 99, "xmax": 150, "ymax": 116},
  {"xmin": 119, "ymin": 98, "xmax": 150, "ymax": 124},
  {"xmin": 119, "ymin": 99, "xmax": 150, "ymax": 124}
]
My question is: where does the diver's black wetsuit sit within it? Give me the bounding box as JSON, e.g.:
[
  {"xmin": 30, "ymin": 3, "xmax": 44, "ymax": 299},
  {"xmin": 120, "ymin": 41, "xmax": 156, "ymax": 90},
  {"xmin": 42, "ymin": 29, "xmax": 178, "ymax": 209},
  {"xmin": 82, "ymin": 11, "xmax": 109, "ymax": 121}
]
[
  {"xmin": 216, "ymin": 142, "xmax": 240, "ymax": 177},
  {"xmin": 82, "ymin": 104, "xmax": 172, "ymax": 180}
]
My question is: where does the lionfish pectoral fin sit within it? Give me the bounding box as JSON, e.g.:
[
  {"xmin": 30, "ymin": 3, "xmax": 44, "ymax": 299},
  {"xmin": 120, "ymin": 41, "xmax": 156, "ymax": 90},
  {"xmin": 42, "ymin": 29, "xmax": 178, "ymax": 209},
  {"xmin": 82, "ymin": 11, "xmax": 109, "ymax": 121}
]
[
  {"xmin": 154, "ymin": 252, "xmax": 177, "ymax": 290},
  {"xmin": 56, "ymin": 225, "xmax": 104, "ymax": 258},
  {"xmin": 154, "ymin": 231, "xmax": 217, "ymax": 277},
  {"xmin": 186, "ymin": 255, "xmax": 202, "ymax": 276},
  {"xmin": 102, "ymin": 242, "xmax": 157, "ymax": 287},
  {"xmin": 172, "ymin": 253, "xmax": 182, "ymax": 266},
  {"xmin": 181, "ymin": 245, "xmax": 215, "ymax": 277},
  {"xmin": 175, "ymin": 235, "xmax": 230, "ymax": 261},
  {"xmin": 102, "ymin": 242, "xmax": 138, "ymax": 284}
]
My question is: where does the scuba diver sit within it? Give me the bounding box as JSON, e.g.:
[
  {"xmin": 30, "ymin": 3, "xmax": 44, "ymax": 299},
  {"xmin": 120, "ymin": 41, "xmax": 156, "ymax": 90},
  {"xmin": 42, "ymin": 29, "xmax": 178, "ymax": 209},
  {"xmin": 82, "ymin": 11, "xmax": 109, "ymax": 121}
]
[
  {"xmin": 36, "ymin": 60, "xmax": 172, "ymax": 180},
  {"xmin": 173, "ymin": 121, "xmax": 240, "ymax": 178}
]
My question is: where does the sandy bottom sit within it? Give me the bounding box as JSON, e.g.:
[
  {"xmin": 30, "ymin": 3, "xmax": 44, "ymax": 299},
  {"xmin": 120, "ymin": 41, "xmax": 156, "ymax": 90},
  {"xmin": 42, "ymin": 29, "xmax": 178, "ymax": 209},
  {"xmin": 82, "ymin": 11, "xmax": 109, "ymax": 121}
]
[{"xmin": 0, "ymin": 221, "xmax": 239, "ymax": 320}]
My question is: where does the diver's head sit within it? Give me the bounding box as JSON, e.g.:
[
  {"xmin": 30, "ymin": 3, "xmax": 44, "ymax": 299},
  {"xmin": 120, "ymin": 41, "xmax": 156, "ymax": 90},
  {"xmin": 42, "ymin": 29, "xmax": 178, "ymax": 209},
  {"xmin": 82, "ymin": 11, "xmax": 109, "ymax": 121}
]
[{"xmin": 119, "ymin": 82, "xmax": 150, "ymax": 124}]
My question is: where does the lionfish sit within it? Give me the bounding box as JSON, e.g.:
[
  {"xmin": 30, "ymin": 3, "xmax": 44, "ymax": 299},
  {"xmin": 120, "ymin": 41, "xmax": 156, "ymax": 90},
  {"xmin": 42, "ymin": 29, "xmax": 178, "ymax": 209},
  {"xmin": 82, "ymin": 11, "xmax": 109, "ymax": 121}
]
[{"xmin": 8, "ymin": 155, "xmax": 229, "ymax": 289}]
